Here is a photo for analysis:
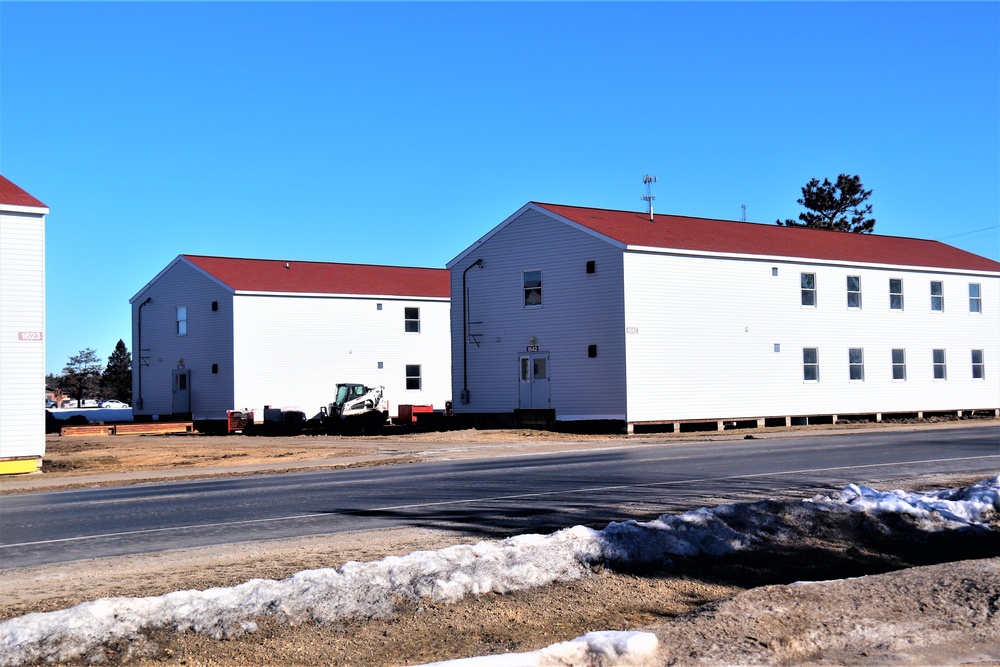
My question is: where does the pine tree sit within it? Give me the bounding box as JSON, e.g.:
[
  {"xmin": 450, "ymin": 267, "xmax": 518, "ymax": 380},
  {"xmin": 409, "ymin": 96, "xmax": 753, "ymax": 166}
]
[
  {"xmin": 63, "ymin": 348, "xmax": 103, "ymax": 406},
  {"xmin": 777, "ymin": 174, "xmax": 875, "ymax": 234},
  {"xmin": 101, "ymin": 339, "xmax": 133, "ymax": 404}
]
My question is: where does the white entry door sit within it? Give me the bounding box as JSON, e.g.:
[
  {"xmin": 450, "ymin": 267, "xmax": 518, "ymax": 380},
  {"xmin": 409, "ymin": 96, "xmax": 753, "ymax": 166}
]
[{"xmin": 518, "ymin": 353, "xmax": 550, "ymax": 409}]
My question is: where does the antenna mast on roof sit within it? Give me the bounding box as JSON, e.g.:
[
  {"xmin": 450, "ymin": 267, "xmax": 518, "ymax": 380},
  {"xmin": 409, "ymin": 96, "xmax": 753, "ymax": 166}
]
[
  {"xmin": 741, "ymin": 204, "xmax": 746, "ymax": 222},
  {"xmin": 641, "ymin": 174, "xmax": 657, "ymax": 221}
]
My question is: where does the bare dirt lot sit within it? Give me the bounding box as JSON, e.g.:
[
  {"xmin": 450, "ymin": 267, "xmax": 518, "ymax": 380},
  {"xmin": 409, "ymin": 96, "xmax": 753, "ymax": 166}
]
[{"xmin": 2, "ymin": 423, "xmax": 998, "ymax": 666}]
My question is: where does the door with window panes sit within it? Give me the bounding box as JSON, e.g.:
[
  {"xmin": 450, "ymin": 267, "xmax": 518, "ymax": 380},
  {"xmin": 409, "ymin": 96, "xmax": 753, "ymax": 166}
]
[{"xmin": 518, "ymin": 353, "xmax": 550, "ymax": 409}]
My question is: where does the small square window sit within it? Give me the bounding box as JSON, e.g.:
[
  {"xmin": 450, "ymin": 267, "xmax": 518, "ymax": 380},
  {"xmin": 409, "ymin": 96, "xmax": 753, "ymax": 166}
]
[
  {"xmin": 378, "ymin": 361, "xmax": 384, "ymax": 370},
  {"xmin": 377, "ymin": 303, "xmax": 383, "ymax": 311},
  {"xmin": 404, "ymin": 307, "xmax": 420, "ymax": 333},
  {"xmin": 772, "ymin": 267, "xmax": 778, "ymax": 277},
  {"xmin": 801, "ymin": 273, "xmax": 816, "ymax": 307},
  {"xmin": 405, "ymin": 364, "xmax": 422, "ymax": 390}
]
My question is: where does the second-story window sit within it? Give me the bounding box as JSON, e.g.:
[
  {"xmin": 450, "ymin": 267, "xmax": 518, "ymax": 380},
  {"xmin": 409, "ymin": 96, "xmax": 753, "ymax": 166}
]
[
  {"xmin": 847, "ymin": 276, "xmax": 862, "ymax": 309},
  {"xmin": 523, "ymin": 270, "xmax": 542, "ymax": 308},
  {"xmin": 889, "ymin": 278, "xmax": 904, "ymax": 310},
  {"xmin": 970, "ymin": 283, "xmax": 982, "ymax": 313},
  {"xmin": 930, "ymin": 281, "xmax": 944, "ymax": 312},
  {"xmin": 176, "ymin": 307, "xmax": 187, "ymax": 336},
  {"xmin": 801, "ymin": 273, "xmax": 816, "ymax": 307},
  {"xmin": 404, "ymin": 307, "xmax": 420, "ymax": 333}
]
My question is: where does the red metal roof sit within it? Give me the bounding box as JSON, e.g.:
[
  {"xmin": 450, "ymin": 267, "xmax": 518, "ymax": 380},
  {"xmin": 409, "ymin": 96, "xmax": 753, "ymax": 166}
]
[
  {"xmin": 182, "ymin": 255, "xmax": 450, "ymax": 298},
  {"xmin": 0, "ymin": 175, "xmax": 47, "ymax": 209},
  {"xmin": 535, "ymin": 203, "xmax": 1000, "ymax": 272}
]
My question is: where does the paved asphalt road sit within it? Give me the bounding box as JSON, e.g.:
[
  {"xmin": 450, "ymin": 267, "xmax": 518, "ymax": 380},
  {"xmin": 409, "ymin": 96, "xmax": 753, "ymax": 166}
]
[{"xmin": 2, "ymin": 426, "xmax": 998, "ymax": 569}]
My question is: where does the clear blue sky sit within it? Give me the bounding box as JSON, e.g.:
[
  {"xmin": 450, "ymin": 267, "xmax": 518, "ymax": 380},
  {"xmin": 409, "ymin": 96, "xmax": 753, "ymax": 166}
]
[{"xmin": 2, "ymin": 2, "xmax": 997, "ymax": 376}]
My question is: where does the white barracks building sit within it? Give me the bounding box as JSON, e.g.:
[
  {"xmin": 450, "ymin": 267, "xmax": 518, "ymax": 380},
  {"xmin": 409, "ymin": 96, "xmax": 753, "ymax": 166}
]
[
  {"xmin": 0, "ymin": 176, "xmax": 49, "ymax": 474},
  {"xmin": 131, "ymin": 255, "xmax": 451, "ymax": 426},
  {"xmin": 448, "ymin": 202, "xmax": 1000, "ymax": 432}
]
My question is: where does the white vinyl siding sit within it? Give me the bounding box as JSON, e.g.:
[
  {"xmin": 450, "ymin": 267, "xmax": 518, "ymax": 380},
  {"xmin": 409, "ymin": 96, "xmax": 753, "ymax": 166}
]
[
  {"xmin": 449, "ymin": 208, "xmax": 627, "ymax": 419},
  {"xmin": 233, "ymin": 294, "xmax": 449, "ymax": 420},
  {"xmin": 624, "ymin": 255, "xmax": 1000, "ymax": 421},
  {"xmin": 0, "ymin": 207, "xmax": 46, "ymax": 460}
]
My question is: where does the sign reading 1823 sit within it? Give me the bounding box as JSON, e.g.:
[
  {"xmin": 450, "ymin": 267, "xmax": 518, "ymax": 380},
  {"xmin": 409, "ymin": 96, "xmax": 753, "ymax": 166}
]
[{"xmin": 18, "ymin": 331, "xmax": 43, "ymax": 341}]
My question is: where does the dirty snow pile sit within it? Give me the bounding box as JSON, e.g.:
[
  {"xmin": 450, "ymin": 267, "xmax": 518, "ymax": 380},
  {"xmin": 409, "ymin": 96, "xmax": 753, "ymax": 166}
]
[{"xmin": 1, "ymin": 476, "xmax": 997, "ymax": 667}]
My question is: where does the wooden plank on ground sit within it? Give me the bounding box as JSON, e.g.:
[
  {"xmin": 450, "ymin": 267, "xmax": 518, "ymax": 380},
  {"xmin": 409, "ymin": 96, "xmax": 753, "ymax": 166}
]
[
  {"xmin": 61, "ymin": 425, "xmax": 115, "ymax": 436},
  {"xmin": 115, "ymin": 423, "xmax": 194, "ymax": 435},
  {"xmin": 115, "ymin": 422, "xmax": 194, "ymax": 435}
]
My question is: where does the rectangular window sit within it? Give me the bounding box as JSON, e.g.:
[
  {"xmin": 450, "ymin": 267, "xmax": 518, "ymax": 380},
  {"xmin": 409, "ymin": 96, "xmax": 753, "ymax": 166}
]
[
  {"xmin": 523, "ymin": 270, "xmax": 542, "ymax": 308},
  {"xmin": 849, "ymin": 348, "xmax": 865, "ymax": 381},
  {"xmin": 176, "ymin": 307, "xmax": 187, "ymax": 336},
  {"xmin": 930, "ymin": 281, "xmax": 944, "ymax": 312},
  {"xmin": 933, "ymin": 349, "xmax": 947, "ymax": 380},
  {"xmin": 889, "ymin": 278, "xmax": 903, "ymax": 310},
  {"xmin": 801, "ymin": 273, "xmax": 816, "ymax": 307},
  {"xmin": 404, "ymin": 307, "xmax": 420, "ymax": 333},
  {"xmin": 846, "ymin": 276, "xmax": 862, "ymax": 309},
  {"xmin": 405, "ymin": 364, "xmax": 421, "ymax": 390},
  {"xmin": 969, "ymin": 284, "xmax": 982, "ymax": 313},
  {"xmin": 803, "ymin": 347, "xmax": 819, "ymax": 381},
  {"xmin": 892, "ymin": 348, "xmax": 906, "ymax": 381},
  {"xmin": 972, "ymin": 350, "xmax": 985, "ymax": 380}
]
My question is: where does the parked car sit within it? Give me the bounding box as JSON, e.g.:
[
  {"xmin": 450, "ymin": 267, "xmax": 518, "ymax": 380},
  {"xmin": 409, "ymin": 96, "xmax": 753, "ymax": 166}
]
[
  {"xmin": 45, "ymin": 398, "xmax": 57, "ymax": 408},
  {"xmin": 98, "ymin": 400, "xmax": 130, "ymax": 409}
]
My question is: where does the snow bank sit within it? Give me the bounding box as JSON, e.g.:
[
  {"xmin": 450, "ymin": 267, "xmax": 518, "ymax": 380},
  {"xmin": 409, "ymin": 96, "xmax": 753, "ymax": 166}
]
[
  {"xmin": 417, "ymin": 630, "xmax": 659, "ymax": 667},
  {"xmin": 1, "ymin": 476, "xmax": 996, "ymax": 666}
]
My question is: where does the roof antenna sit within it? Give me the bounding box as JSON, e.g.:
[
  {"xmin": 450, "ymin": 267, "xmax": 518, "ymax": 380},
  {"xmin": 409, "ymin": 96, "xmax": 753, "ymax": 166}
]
[
  {"xmin": 642, "ymin": 174, "xmax": 657, "ymax": 221},
  {"xmin": 741, "ymin": 204, "xmax": 746, "ymax": 222}
]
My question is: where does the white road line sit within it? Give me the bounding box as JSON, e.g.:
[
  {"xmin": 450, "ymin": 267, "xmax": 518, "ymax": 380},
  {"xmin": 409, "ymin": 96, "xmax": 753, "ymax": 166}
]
[{"xmin": 3, "ymin": 454, "xmax": 997, "ymax": 549}]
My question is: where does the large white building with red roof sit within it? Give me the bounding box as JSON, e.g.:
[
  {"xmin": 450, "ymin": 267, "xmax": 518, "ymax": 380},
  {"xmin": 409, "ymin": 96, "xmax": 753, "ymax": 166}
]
[
  {"xmin": 448, "ymin": 202, "xmax": 1000, "ymax": 431},
  {"xmin": 1, "ymin": 175, "xmax": 49, "ymax": 473},
  {"xmin": 130, "ymin": 255, "xmax": 451, "ymax": 425}
]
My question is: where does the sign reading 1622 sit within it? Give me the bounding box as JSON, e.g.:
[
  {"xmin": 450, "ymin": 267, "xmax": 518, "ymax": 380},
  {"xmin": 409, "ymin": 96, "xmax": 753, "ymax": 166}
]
[{"xmin": 18, "ymin": 331, "xmax": 43, "ymax": 341}]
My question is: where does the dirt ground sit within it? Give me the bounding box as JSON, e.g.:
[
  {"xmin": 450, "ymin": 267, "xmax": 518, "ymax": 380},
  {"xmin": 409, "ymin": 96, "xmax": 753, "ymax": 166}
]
[{"xmin": 2, "ymin": 422, "xmax": 998, "ymax": 666}]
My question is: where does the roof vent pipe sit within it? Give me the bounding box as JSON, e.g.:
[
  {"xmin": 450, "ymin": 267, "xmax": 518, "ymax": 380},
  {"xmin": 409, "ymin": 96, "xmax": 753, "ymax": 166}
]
[{"xmin": 642, "ymin": 174, "xmax": 657, "ymax": 221}]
